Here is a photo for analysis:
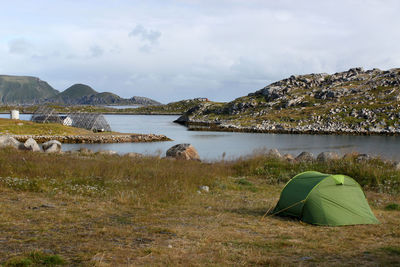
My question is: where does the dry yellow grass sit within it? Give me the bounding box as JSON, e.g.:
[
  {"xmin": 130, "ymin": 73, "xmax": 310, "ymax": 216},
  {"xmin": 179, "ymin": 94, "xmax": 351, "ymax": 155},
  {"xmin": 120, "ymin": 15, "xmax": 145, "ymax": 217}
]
[{"xmin": 0, "ymin": 149, "xmax": 399, "ymax": 266}]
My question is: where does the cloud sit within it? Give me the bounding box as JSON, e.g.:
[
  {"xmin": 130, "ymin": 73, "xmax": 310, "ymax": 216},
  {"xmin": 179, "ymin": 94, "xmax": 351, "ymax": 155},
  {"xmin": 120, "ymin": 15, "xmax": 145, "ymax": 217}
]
[
  {"xmin": 8, "ymin": 38, "xmax": 33, "ymax": 55},
  {"xmin": 89, "ymin": 45, "xmax": 103, "ymax": 58},
  {"xmin": 1, "ymin": 0, "xmax": 400, "ymax": 103},
  {"xmin": 129, "ymin": 24, "xmax": 162, "ymax": 44}
]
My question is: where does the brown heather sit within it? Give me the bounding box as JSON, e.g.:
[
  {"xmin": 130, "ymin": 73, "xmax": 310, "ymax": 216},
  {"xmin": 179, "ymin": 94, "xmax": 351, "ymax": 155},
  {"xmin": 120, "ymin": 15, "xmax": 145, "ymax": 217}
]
[{"xmin": 0, "ymin": 148, "xmax": 399, "ymax": 266}]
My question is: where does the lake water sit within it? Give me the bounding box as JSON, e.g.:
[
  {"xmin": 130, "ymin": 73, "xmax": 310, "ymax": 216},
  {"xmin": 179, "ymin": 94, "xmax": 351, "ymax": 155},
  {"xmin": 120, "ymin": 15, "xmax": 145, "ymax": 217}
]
[{"xmin": 2, "ymin": 114, "xmax": 400, "ymax": 161}]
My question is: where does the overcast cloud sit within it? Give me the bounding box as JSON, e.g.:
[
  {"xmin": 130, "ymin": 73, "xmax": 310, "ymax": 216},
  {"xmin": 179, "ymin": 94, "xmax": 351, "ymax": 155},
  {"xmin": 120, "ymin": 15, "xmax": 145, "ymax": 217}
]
[{"xmin": 1, "ymin": 0, "xmax": 400, "ymax": 103}]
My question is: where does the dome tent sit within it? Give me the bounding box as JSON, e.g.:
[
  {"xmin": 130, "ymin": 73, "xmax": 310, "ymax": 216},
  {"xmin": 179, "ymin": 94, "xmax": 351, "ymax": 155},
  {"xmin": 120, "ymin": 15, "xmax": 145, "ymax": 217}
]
[{"xmin": 272, "ymin": 171, "xmax": 379, "ymax": 226}]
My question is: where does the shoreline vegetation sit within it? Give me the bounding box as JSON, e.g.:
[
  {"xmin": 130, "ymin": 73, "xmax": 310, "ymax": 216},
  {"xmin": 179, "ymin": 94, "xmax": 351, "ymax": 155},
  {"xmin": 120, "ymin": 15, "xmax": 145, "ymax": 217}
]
[{"xmin": 0, "ymin": 148, "xmax": 398, "ymax": 265}]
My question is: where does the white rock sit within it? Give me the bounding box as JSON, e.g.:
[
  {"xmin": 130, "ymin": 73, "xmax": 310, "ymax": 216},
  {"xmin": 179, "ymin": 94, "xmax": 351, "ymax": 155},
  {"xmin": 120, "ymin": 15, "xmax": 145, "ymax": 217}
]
[
  {"xmin": 20, "ymin": 138, "xmax": 41, "ymax": 152},
  {"xmin": 42, "ymin": 140, "xmax": 62, "ymax": 153},
  {"xmin": 199, "ymin": 185, "xmax": 209, "ymax": 192},
  {"xmin": 98, "ymin": 150, "xmax": 118, "ymax": 155},
  {"xmin": 0, "ymin": 136, "xmax": 20, "ymax": 149}
]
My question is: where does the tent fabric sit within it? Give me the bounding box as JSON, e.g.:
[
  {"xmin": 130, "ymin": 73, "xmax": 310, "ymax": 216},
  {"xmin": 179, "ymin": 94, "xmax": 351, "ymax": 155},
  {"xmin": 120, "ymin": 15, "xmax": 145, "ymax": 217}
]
[{"xmin": 272, "ymin": 171, "xmax": 379, "ymax": 226}]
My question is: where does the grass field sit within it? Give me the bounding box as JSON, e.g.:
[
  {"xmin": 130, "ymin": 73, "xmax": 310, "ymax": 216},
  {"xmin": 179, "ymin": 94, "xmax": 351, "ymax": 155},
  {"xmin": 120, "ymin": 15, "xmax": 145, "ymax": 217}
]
[
  {"xmin": 0, "ymin": 118, "xmax": 92, "ymax": 135},
  {"xmin": 0, "ymin": 149, "xmax": 399, "ymax": 266}
]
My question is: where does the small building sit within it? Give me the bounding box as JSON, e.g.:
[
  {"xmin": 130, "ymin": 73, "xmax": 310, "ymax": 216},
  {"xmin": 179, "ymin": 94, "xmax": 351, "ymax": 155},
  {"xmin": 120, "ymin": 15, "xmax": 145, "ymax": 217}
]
[{"xmin": 10, "ymin": 110, "xmax": 19, "ymax": 120}]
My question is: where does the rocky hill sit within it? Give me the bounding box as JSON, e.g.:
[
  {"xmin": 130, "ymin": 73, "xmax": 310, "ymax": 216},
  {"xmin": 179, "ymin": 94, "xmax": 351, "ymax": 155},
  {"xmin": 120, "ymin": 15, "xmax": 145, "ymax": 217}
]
[
  {"xmin": 47, "ymin": 84, "xmax": 161, "ymax": 106},
  {"xmin": 0, "ymin": 76, "xmax": 161, "ymax": 106},
  {"xmin": 176, "ymin": 67, "xmax": 400, "ymax": 134},
  {"xmin": 0, "ymin": 75, "xmax": 59, "ymax": 104}
]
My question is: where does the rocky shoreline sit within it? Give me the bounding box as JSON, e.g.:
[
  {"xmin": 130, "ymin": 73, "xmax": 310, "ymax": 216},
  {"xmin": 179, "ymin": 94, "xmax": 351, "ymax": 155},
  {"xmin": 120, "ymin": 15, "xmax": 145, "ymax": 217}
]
[
  {"xmin": 184, "ymin": 121, "xmax": 400, "ymax": 135},
  {"xmin": 9, "ymin": 134, "xmax": 171, "ymax": 144}
]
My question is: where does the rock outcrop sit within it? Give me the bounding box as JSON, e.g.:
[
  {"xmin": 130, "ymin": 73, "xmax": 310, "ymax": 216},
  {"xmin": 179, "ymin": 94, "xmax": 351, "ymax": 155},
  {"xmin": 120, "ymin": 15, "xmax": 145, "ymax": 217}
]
[
  {"xmin": 166, "ymin": 144, "xmax": 200, "ymax": 161},
  {"xmin": 176, "ymin": 67, "xmax": 400, "ymax": 135}
]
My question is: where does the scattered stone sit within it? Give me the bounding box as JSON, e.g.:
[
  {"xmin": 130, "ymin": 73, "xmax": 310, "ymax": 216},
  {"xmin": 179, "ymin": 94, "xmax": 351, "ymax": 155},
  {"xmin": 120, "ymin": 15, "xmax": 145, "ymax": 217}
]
[
  {"xmin": 317, "ymin": 151, "xmax": 339, "ymax": 162},
  {"xmin": 42, "ymin": 249, "xmax": 54, "ymax": 254},
  {"xmin": 40, "ymin": 204, "xmax": 56, "ymax": 208},
  {"xmin": 296, "ymin": 151, "xmax": 314, "ymax": 162},
  {"xmin": 394, "ymin": 162, "xmax": 400, "ymax": 171},
  {"xmin": 125, "ymin": 152, "xmax": 143, "ymax": 158},
  {"xmin": 267, "ymin": 148, "xmax": 282, "ymax": 158},
  {"xmin": 284, "ymin": 153, "xmax": 295, "ymax": 162},
  {"xmin": 77, "ymin": 147, "xmax": 93, "ymax": 154},
  {"xmin": 342, "ymin": 152, "xmax": 359, "ymax": 160},
  {"xmin": 97, "ymin": 150, "xmax": 118, "ymax": 155},
  {"xmin": 0, "ymin": 136, "xmax": 20, "ymax": 149},
  {"xmin": 20, "ymin": 138, "xmax": 41, "ymax": 152},
  {"xmin": 166, "ymin": 143, "xmax": 200, "ymax": 161},
  {"xmin": 356, "ymin": 154, "xmax": 371, "ymax": 162},
  {"xmin": 42, "ymin": 140, "xmax": 62, "ymax": 153},
  {"xmin": 199, "ymin": 185, "xmax": 209, "ymax": 192}
]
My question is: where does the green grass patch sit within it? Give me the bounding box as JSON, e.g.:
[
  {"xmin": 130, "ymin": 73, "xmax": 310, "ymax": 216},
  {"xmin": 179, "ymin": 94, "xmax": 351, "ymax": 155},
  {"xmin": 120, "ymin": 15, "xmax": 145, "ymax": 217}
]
[
  {"xmin": 0, "ymin": 118, "xmax": 92, "ymax": 135},
  {"xmin": 380, "ymin": 246, "xmax": 400, "ymax": 255},
  {"xmin": 385, "ymin": 203, "xmax": 400, "ymax": 211},
  {"xmin": 5, "ymin": 251, "xmax": 64, "ymax": 266}
]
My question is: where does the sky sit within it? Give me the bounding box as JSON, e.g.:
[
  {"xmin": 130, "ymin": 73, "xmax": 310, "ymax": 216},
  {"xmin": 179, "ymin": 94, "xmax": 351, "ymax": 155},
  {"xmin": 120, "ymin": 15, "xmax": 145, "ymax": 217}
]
[{"xmin": 1, "ymin": 0, "xmax": 400, "ymax": 103}]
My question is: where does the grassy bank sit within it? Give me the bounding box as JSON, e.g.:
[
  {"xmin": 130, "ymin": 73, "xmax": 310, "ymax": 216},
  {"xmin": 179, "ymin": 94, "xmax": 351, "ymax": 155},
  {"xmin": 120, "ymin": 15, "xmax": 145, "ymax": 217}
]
[
  {"xmin": 0, "ymin": 149, "xmax": 399, "ymax": 266},
  {"xmin": 0, "ymin": 118, "xmax": 93, "ymax": 135}
]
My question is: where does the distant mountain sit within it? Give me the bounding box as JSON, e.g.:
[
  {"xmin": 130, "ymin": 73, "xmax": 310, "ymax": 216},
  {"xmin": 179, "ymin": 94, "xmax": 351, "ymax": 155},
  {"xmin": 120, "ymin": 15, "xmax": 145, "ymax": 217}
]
[
  {"xmin": 47, "ymin": 84, "xmax": 161, "ymax": 106},
  {"xmin": 48, "ymin": 84, "xmax": 98, "ymax": 104},
  {"xmin": 0, "ymin": 75, "xmax": 161, "ymax": 106},
  {"xmin": 60, "ymin": 84, "xmax": 98, "ymax": 98},
  {"xmin": 0, "ymin": 75, "xmax": 59, "ymax": 104}
]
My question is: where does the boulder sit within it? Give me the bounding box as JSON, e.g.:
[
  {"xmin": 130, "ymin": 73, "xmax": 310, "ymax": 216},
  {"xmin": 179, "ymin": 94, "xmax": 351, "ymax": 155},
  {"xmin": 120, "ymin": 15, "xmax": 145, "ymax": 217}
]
[
  {"xmin": 296, "ymin": 151, "xmax": 314, "ymax": 162},
  {"xmin": 267, "ymin": 148, "xmax": 282, "ymax": 158},
  {"xmin": 317, "ymin": 151, "xmax": 339, "ymax": 162},
  {"xmin": 20, "ymin": 138, "xmax": 41, "ymax": 152},
  {"xmin": 284, "ymin": 153, "xmax": 295, "ymax": 162},
  {"xmin": 0, "ymin": 136, "xmax": 21, "ymax": 149},
  {"xmin": 42, "ymin": 140, "xmax": 62, "ymax": 153},
  {"xmin": 166, "ymin": 143, "xmax": 200, "ymax": 161}
]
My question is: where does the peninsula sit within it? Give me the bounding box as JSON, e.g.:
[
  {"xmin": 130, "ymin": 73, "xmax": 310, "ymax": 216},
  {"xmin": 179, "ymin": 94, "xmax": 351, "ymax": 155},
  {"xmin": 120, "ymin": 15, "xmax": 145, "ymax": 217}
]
[{"xmin": 176, "ymin": 67, "xmax": 400, "ymax": 135}]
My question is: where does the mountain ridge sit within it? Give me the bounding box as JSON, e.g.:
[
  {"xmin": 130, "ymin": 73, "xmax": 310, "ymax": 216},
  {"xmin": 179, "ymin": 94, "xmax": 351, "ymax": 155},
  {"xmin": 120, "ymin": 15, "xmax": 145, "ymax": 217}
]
[{"xmin": 0, "ymin": 75, "xmax": 161, "ymax": 106}]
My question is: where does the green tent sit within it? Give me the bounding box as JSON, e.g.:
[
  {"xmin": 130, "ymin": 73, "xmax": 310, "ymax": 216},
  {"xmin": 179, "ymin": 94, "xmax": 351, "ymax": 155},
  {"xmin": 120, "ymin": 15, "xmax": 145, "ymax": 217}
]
[{"xmin": 272, "ymin": 171, "xmax": 379, "ymax": 226}]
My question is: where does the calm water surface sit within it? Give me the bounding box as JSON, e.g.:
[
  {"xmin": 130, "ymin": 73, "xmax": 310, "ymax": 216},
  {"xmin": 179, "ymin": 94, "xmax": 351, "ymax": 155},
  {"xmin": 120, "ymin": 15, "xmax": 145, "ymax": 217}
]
[{"xmin": 2, "ymin": 114, "xmax": 400, "ymax": 161}]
